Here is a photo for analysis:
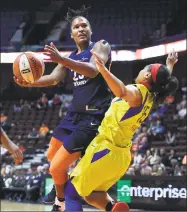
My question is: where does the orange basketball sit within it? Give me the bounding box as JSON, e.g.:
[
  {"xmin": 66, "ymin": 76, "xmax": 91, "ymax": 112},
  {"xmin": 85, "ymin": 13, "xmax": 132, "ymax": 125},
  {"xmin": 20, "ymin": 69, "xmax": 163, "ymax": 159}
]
[{"xmin": 13, "ymin": 52, "xmax": 45, "ymax": 83}]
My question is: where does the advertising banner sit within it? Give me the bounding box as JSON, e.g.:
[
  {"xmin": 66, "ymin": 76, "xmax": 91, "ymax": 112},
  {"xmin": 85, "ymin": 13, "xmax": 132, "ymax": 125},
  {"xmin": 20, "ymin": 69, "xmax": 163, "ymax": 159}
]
[
  {"xmin": 109, "ymin": 176, "xmax": 187, "ymax": 211},
  {"xmin": 44, "ymin": 176, "xmax": 186, "ymax": 210},
  {"xmin": 44, "ymin": 177, "xmax": 53, "ymax": 196},
  {"xmin": 1, "ymin": 39, "xmax": 186, "ymax": 63},
  {"xmin": 0, "ymin": 50, "xmax": 136, "ymax": 63},
  {"xmin": 136, "ymin": 39, "xmax": 187, "ymax": 60}
]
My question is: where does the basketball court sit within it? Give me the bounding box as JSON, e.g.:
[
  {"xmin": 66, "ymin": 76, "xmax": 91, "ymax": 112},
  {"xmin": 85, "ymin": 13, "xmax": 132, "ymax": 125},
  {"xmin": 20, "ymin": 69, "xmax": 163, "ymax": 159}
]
[
  {"xmin": 1, "ymin": 200, "xmax": 98, "ymax": 211},
  {"xmin": 1, "ymin": 200, "xmax": 180, "ymax": 212}
]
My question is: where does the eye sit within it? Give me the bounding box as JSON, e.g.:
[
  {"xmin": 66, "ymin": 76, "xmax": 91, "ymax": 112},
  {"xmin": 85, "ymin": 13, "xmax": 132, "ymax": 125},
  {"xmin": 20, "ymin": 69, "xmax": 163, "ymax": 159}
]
[
  {"xmin": 80, "ymin": 23, "xmax": 88, "ymax": 28},
  {"xmin": 73, "ymin": 25, "xmax": 79, "ymax": 29}
]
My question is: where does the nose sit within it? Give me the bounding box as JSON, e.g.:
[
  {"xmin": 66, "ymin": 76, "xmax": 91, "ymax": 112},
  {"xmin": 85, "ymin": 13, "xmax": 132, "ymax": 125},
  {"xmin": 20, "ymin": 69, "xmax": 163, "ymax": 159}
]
[{"xmin": 78, "ymin": 26, "xmax": 84, "ymax": 32}]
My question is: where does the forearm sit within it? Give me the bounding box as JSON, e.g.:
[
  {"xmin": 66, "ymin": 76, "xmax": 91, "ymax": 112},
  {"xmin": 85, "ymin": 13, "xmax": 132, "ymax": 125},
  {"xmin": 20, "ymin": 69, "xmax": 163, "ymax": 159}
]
[
  {"xmin": 59, "ymin": 57, "xmax": 97, "ymax": 78},
  {"xmin": 30, "ymin": 75, "xmax": 58, "ymax": 87},
  {"xmin": 99, "ymin": 69, "xmax": 127, "ymax": 97},
  {"xmin": 167, "ymin": 64, "xmax": 174, "ymax": 74},
  {"xmin": 1, "ymin": 128, "xmax": 11, "ymax": 150}
]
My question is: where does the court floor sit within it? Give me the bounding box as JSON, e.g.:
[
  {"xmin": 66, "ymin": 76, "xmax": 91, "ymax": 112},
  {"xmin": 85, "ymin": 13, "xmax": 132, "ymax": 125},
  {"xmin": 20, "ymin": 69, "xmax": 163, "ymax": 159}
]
[
  {"xmin": 1, "ymin": 200, "xmax": 178, "ymax": 211},
  {"xmin": 1, "ymin": 200, "xmax": 144, "ymax": 211}
]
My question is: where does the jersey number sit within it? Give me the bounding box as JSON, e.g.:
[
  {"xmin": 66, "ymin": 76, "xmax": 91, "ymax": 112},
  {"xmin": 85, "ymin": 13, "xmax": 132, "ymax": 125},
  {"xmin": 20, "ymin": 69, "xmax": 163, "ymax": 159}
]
[
  {"xmin": 137, "ymin": 106, "xmax": 150, "ymax": 124},
  {"xmin": 73, "ymin": 72, "xmax": 84, "ymax": 81}
]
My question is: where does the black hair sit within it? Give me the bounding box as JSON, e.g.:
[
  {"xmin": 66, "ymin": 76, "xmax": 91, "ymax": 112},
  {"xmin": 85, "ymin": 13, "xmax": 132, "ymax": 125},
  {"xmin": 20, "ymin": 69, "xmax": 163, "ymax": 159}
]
[
  {"xmin": 65, "ymin": 5, "xmax": 91, "ymax": 24},
  {"xmin": 149, "ymin": 65, "xmax": 179, "ymax": 103}
]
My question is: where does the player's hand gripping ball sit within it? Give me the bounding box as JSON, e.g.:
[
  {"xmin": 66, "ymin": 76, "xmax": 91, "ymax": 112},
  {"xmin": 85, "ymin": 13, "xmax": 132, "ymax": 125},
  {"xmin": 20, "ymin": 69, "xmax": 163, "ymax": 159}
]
[{"xmin": 13, "ymin": 52, "xmax": 45, "ymax": 83}]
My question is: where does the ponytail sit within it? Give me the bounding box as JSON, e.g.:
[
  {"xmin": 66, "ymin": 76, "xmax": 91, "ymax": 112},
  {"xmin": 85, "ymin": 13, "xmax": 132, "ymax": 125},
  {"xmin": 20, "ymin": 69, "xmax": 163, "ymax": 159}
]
[
  {"xmin": 149, "ymin": 64, "xmax": 179, "ymax": 104},
  {"xmin": 65, "ymin": 5, "xmax": 91, "ymax": 23},
  {"xmin": 154, "ymin": 76, "xmax": 179, "ymax": 103}
]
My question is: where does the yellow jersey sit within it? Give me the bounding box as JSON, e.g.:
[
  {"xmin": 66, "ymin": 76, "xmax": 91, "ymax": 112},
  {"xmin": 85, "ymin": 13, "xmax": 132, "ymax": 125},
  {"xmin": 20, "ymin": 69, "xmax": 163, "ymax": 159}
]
[{"xmin": 98, "ymin": 84, "xmax": 153, "ymax": 148}]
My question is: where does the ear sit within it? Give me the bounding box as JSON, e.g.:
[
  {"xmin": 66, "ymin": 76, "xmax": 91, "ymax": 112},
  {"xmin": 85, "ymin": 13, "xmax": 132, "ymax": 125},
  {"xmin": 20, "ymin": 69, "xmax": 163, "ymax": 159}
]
[
  {"xmin": 144, "ymin": 72, "xmax": 151, "ymax": 80},
  {"xmin": 70, "ymin": 33, "xmax": 73, "ymax": 39}
]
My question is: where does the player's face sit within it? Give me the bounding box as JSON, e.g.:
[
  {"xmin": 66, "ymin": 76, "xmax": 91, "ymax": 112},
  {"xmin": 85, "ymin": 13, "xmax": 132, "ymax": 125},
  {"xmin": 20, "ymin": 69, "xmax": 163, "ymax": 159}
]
[
  {"xmin": 71, "ymin": 17, "xmax": 92, "ymax": 46},
  {"xmin": 135, "ymin": 68, "xmax": 147, "ymax": 83},
  {"xmin": 135, "ymin": 66, "xmax": 151, "ymax": 84}
]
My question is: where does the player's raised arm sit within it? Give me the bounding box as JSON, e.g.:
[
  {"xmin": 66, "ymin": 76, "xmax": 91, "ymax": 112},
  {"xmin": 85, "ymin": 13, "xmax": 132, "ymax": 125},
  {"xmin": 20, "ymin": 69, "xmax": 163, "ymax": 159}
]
[
  {"xmin": 91, "ymin": 51, "xmax": 142, "ymax": 107},
  {"xmin": 14, "ymin": 61, "xmax": 68, "ymax": 87},
  {"xmin": 166, "ymin": 49, "xmax": 178, "ymax": 74},
  {"xmin": 44, "ymin": 41, "xmax": 111, "ymax": 78}
]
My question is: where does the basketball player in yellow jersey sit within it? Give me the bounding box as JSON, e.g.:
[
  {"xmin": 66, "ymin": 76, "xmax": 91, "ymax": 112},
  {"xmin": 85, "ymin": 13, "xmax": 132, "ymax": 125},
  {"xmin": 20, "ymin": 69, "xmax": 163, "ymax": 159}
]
[{"xmin": 64, "ymin": 50, "xmax": 178, "ymax": 211}]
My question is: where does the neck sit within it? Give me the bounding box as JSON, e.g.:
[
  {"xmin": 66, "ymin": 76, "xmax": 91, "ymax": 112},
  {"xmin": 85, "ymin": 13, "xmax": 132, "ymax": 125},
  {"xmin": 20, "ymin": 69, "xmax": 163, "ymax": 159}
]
[
  {"xmin": 77, "ymin": 41, "xmax": 91, "ymax": 54},
  {"xmin": 140, "ymin": 81, "xmax": 151, "ymax": 90}
]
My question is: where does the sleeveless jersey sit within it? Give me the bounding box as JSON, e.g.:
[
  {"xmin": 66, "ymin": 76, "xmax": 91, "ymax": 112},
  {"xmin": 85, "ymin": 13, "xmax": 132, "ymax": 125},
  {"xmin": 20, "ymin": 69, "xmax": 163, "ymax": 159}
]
[
  {"xmin": 98, "ymin": 84, "xmax": 153, "ymax": 147},
  {"xmin": 66, "ymin": 41, "xmax": 112, "ymax": 115}
]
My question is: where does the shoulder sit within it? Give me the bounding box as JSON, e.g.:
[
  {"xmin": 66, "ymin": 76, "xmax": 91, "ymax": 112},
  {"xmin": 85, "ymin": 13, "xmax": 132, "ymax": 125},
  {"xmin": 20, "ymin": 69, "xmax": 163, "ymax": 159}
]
[
  {"xmin": 90, "ymin": 40, "xmax": 111, "ymax": 64},
  {"xmin": 129, "ymin": 84, "xmax": 148, "ymax": 94},
  {"xmin": 123, "ymin": 84, "xmax": 143, "ymax": 107},
  {"xmin": 126, "ymin": 84, "xmax": 142, "ymax": 95},
  {"xmin": 95, "ymin": 40, "xmax": 110, "ymax": 46},
  {"xmin": 92, "ymin": 40, "xmax": 111, "ymax": 52},
  {"xmin": 132, "ymin": 84, "xmax": 151, "ymax": 104}
]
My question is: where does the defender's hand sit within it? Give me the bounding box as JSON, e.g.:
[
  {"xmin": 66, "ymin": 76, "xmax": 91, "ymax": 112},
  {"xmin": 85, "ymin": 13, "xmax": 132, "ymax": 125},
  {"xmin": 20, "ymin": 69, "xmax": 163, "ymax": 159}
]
[{"xmin": 91, "ymin": 50, "xmax": 108, "ymax": 73}]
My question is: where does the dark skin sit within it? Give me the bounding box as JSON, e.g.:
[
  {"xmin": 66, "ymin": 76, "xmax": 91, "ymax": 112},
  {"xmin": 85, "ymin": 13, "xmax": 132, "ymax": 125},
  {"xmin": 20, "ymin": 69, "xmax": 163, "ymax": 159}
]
[
  {"xmin": 14, "ymin": 16, "xmax": 111, "ymax": 201},
  {"xmin": 1, "ymin": 128, "xmax": 23, "ymax": 165},
  {"xmin": 14, "ymin": 16, "xmax": 111, "ymax": 87},
  {"xmin": 70, "ymin": 16, "xmax": 92, "ymax": 53},
  {"xmin": 91, "ymin": 49, "xmax": 178, "ymax": 107},
  {"xmin": 43, "ymin": 17, "xmax": 110, "ymax": 78},
  {"xmin": 75, "ymin": 50, "xmax": 178, "ymax": 211}
]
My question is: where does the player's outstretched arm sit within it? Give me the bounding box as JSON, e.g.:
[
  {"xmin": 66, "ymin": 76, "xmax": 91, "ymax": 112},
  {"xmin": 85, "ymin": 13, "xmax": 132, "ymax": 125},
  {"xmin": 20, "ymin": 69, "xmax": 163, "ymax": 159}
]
[
  {"xmin": 166, "ymin": 49, "xmax": 178, "ymax": 74},
  {"xmin": 91, "ymin": 51, "xmax": 142, "ymax": 107},
  {"xmin": 44, "ymin": 41, "xmax": 111, "ymax": 78},
  {"xmin": 1, "ymin": 128, "xmax": 23, "ymax": 165},
  {"xmin": 14, "ymin": 63, "xmax": 68, "ymax": 87}
]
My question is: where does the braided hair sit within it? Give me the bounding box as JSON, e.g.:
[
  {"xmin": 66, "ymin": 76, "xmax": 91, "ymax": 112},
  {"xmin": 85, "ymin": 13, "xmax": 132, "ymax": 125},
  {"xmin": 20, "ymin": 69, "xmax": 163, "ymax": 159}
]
[
  {"xmin": 148, "ymin": 64, "xmax": 179, "ymax": 103},
  {"xmin": 65, "ymin": 5, "xmax": 91, "ymax": 25}
]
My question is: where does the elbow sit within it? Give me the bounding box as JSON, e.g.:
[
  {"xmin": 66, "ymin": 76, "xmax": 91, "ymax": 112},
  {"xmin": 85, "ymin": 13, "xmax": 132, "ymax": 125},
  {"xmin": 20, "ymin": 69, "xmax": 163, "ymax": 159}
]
[
  {"xmin": 52, "ymin": 79, "xmax": 59, "ymax": 85},
  {"xmin": 51, "ymin": 77, "xmax": 59, "ymax": 86},
  {"xmin": 51, "ymin": 75, "xmax": 60, "ymax": 85}
]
